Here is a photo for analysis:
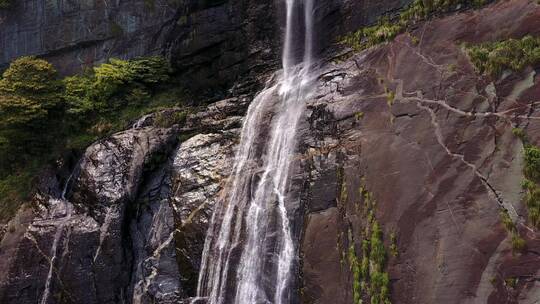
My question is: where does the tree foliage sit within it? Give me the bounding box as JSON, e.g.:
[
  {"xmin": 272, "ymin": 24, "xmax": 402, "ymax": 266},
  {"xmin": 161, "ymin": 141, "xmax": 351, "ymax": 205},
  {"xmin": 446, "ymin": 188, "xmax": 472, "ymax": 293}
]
[
  {"xmin": 0, "ymin": 56, "xmax": 64, "ymax": 153},
  {"xmin": 0, "ymin": 55, "xmax": 178, "ymax": 222},
  {"xmin": 64, "ymin": 56, "xmax": 170, "ymax": 117}
]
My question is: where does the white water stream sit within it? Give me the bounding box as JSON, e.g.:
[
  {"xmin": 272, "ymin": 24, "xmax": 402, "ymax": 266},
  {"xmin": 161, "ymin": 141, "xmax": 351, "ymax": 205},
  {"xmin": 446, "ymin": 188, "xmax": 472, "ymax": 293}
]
[
  {"xmin": 39, "ymin": 171, "xmax": 76, "ymax": 304},
  {"xmin": 195, "ymin": 0, "xmax": 316, "ymax": 303}
]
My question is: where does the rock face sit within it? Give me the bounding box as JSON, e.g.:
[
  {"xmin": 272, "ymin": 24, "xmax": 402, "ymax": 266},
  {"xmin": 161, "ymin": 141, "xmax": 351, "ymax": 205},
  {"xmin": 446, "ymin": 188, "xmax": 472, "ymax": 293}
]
[
  {"xmin": 0, "ymin": 0, "xmax": 280, "ymax": 95},
  {"xmin": 0, "ymin": 126, "xmax": 179, "ymax": 304},
  {"xmin": 0, "ymin": 0, "xmax": 178, "ymax": 73},
  {"xmin": 296, "ymin": 1, "xmax": 540, "ymax": 303},
  {"xmin": 0, "ymin": 0, "xmax": 413, "ymax": 95},
  {"xmin": 169, "ymin": 97, "xmax": 246, "ymax": 297},
  {"xmin": 0, "ymin": 96, "xmax": 246, "ymax": 303},
  {"xmin": 1, "ymin": 0, "xmax": 540, "ymax": 304}
]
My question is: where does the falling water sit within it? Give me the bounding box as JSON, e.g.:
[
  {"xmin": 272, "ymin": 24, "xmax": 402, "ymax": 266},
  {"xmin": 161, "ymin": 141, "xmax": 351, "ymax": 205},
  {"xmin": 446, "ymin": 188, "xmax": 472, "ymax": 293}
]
[
  {"xmin": 195, "ymin": 0, "xmax": 316, "ymax": 303},
  {"xmin": 39, "ymin": 171, "xmax": 76, "ymax": 304}
]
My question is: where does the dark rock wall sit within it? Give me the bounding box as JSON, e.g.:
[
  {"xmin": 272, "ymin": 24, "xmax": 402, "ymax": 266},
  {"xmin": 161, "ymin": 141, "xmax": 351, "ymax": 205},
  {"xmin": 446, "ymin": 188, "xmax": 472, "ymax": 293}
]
[
  {"xmin": 2, "ymin": 0, "xmax": 540, "ymax": 304},
  {"xmin": 0, "ymin": 0, "xmax": 412, "ymax": 95},
  {"xmin": 0, "ymin": 0, "xmax": 177, "ymax": 73}
]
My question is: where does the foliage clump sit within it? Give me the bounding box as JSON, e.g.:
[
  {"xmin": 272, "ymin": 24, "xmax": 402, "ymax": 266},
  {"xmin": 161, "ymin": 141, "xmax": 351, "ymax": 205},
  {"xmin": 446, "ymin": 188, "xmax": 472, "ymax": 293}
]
[
  {"xmin": 520, "ymin": 142, "xmax": 540, "ymax": 229},
  {"xmin": 499, "ymin": 210, "xmax": 526, "ymax": 253},
  {"xmin": 465, "ymin": 35, "xmax": 540, "ymax": 77},
  {"xmin": 508, "ymin": 129, "xmax": 540, "ymax": 233},
  {"xmin": 341, "ymin": 0, "xmax": 488, "ymax": 51},
  {"xmin": 0, "ymin": 55, "xmax": 181, "ymax": 222},
  {"xmin": 348, "ymin": 186, "xmax": 394, "ymax": 304},
  {"xmin": 0, "ymin": 57, "xmax": 64, "ymax": 155},
  {"xmin": 64, "ymin": 56, "xmax": 170, "ymax": 117},
  {"xmin": 0, "ymin": 0, "xmax": 13, "ymax": 9}
]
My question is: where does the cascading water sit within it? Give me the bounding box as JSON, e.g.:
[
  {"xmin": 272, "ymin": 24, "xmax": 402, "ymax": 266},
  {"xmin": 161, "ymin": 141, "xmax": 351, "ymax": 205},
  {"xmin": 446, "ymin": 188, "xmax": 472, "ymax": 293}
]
[
  {"xmin": 195, "ymin": 0, "xmax": 316, "ymax": 303},
  {"xmin": 39, "ymin": 171, "xmax": 76, "ymax": 304}
]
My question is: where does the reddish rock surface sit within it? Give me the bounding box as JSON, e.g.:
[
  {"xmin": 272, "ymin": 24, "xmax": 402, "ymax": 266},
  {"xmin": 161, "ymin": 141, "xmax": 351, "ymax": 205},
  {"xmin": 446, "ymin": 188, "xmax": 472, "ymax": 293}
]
[{"xmin": 298, "ymin": 1, "xmax": 540, "ymax": 303}]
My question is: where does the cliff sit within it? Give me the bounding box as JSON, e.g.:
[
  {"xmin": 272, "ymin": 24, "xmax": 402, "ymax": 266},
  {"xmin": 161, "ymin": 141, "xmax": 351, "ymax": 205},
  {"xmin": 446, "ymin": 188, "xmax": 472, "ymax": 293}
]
[{"xmin": 1, "ymin": 0, "xmax": 540, "ymax": 303}]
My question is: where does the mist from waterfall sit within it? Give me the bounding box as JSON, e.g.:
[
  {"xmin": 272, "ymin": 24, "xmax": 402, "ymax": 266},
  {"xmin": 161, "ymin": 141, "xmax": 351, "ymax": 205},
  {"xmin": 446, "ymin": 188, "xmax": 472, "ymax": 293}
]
[{"xmin": 195, "ymin": 0, "xmax": 316, "ymax": 303}]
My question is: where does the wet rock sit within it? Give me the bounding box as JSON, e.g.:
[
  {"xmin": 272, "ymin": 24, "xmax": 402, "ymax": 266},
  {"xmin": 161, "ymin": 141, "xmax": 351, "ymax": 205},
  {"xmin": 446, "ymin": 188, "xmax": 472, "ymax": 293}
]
[
  {"xmin": 183, "ymin": 96, "xmax": 249, "ymax": 132},
  {"xmin": 130, "ymin": 160, "xmax": 182, "ymax": 304},
  {"xmin": 0, "ymin": 0, "xmax": 178, "ymax": 73},
  {"xmin": 0, "ymin": 126, "xmax": 179, "ymax": 304},
  {"xmin": 0, "ymin": 0, "xmax": 413, "ymax": 97},
  {"xmin": 170, "ymin": 131, "xmax": 238, "ymax": 297}
]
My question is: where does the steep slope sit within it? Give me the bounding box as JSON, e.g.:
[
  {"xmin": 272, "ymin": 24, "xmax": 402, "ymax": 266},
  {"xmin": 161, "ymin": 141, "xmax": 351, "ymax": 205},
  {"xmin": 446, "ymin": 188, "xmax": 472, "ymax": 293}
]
[
  {"xmin": 0, "ymin": 0, "xmax": 540, "ymax": 303},
  {"xmin": 298, "ymin": 0, "xmax": 540, "ymax": 303}
]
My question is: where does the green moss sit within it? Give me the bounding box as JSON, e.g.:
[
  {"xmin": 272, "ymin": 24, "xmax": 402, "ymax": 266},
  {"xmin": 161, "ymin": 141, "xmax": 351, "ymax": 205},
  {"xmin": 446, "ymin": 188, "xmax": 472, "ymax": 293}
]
[
  {"xmin": 465, "ymin": 35, "xmax": 540, "ymax": 77},
  {"xmin": 110, "ymin": 21, "xmax": 124, "ymax": 37},
  {"xmin": 410, "ymin": 33, "xmax": 420, "ymax": 45},
  {"xmin": 499, "ymin": 210, "xmax": 515, "ymax": 233},
  {"xmin": 505, "ymin": 277, "xmax": 518, "ymax": 288},
  {"xmin": 144, "ymin": 0, "xmax": 155, "ymax": 10},
  {"xmin": 499, "ymin": 210, "xmax": 527, "ymax": 253},
  {"xmin": 341, "ymin": 0, "xmax": 489, "ymax": 51},
  {"xmin": 386, "ymin": 90, "xmax": 395, "ymax": 106},
  {"xmin": 355, "ymin": 112, "xmax": 365, "ymax": 120},
  {"xmin": 389, "ymin": 232, "xmax": 398, "ymax": 257},
  {"xmin": 0, "ymin": 167, "xmax": 37, "ymax": 221},
  {"xmin": 511, "ymin": 234, "xmax": 526, "ymax": 253},
  {"xmin": 153, "ymin": 110, "xmax": 188, "ymax": 128},
  {"xmin": 512, "ymin": 127, "xmax": 527, "ymax": 140}
]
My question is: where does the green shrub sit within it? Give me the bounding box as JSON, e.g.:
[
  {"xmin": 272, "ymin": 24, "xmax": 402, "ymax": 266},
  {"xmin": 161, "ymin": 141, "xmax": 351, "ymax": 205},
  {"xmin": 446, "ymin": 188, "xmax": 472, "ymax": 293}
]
[
  {"xmin": 342, "ymin": 0, "xmax": 489, "ymax": 50},
  {"xmin": 512, "ymin": 127, "xmax": 527, "ymax": 140},
  {"xmin": 64, "ymin": 56, "xmax": 170, "ymax": 119},
  {"xmin": 389, "ymin": 232, "xmax": 398, "ymax": 257},
  {"xmin": 499, "ymin": 210, "xmax": 515, "ymax": 233},
  {"xmin": 0, "ymin": 0, "xmax": 13, "ymax": 9},
  {"xmin": 505, "ymin": 277, "xmax": 518, "ymax": 288},
  {"xmin": 153, "ymin": 110, "xmax": 188, "ymax": 128},
  {"xmin": 0, "ymin": 56, "xmax": 64, "ymax": 154},
  {"xmin": 347, "ymin": 186, "xmax": 393, "ymax": 304},
  {"xmin": 524, "ymin": 144, "xmax": 540, "ymax": 182},
  {"xmin": 511, "ymin": 234, "xmax": 526, "ymax": 253},
  {"xmin": 523, "ymin": 180, "xmax": 540, "ymax": 228},
  {"xmin": 0, "ymin": 56, "xmax": 62, "ymax": 104},
  {"xmin": 0, "ymin": 55, "xmax": 180, "ymax": 223},
  {"xmin": 466, "ymin": 35, "xmax": 540, "ymax": 77}
]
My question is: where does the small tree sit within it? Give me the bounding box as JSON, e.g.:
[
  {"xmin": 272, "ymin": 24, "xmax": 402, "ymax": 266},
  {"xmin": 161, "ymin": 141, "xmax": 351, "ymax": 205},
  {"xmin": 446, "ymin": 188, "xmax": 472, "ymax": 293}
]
[{"xmin": 0, "ymin": 56, "xmax": 64, "ymax": 155}]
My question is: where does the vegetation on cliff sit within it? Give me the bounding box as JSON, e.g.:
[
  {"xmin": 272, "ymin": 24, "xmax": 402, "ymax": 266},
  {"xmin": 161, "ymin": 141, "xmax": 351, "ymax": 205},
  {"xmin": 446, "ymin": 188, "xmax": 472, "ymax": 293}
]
[
  {"xmin": 348, "ymin": 185, "xmax": 393, "ymax": 304},
  {"xmin": 511, "ymin": 129, "xmax": 540, "ymax": 230},
  {"xmin": 522, "ymin": 144, "xmax": 540, "ymax": 229},
  {"xmin": 0, "ymin": 0, "xmax": 13, "ymax": 9},
  {"xmin": 0, "ymin": 56, "xmax": 187, "ymax": 221},
  {"xmin": 465, "ymin": 35, "xmax": 540, "ymax": 76},
  {"xmin": 341, "ymin": 0, "xmax": 488, "ymax": 51}
]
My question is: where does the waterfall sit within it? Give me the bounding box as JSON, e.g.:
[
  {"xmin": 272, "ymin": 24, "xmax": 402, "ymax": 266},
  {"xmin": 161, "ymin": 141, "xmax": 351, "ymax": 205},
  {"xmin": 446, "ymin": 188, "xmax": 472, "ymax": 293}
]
[
  {"xmin": 195, "ymin": 0, "xmax": 316, "ymax": 303},
  {"xmin": 39, "ymin": 170, "xmax": 76, "ymax": 304}
]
